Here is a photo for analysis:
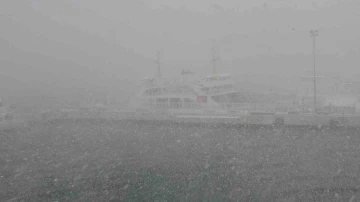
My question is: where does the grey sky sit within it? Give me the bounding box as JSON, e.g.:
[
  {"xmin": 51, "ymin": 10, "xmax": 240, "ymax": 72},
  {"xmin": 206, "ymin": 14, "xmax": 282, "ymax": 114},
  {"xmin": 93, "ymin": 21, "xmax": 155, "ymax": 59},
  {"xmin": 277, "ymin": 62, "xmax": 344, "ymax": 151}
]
[
  {"xmin": 1, "ymin": 0, "xmax": 359, "ymax": 99},
  {"xmin": 22, "ymin": 0, "xmax": 360, "ymax": 59},
  {"xmin": 3, "ymin": 1, "xmax": 360, "ymax": 59}
]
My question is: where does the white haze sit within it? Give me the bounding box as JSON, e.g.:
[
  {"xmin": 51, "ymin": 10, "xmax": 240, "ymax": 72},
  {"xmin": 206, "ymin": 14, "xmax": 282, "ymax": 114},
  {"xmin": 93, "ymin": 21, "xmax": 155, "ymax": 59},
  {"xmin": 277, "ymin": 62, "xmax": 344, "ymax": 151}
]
[{"xmin": 1, "ymin": 0, "xmax": 360, "ymax": 107}]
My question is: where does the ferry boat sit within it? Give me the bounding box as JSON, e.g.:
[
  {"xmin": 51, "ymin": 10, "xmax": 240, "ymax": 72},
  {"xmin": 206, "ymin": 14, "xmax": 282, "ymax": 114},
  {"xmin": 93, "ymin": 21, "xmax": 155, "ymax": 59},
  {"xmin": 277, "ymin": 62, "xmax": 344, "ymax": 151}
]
[
  {"xmin": 42, "ymin": 51, "xmax": 360, "ymax": 128},
  {"xmin": 109, "ymin": 51, "xmax": 360, "ymax": 127},
  {"xmin": 126, "ymin": 51, "xmax": 289, "ymax": 117}
]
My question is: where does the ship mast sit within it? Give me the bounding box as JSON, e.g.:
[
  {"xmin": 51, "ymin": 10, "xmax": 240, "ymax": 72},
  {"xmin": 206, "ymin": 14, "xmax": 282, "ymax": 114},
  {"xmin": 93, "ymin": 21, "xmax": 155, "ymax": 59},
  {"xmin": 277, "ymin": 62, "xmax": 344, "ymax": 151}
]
[
  {"xmin": 212, "ymin": 47, "xmax": 220, "ymax": 75},
  {"xmin": 154, "ymin": 51, "xmax": 162, "ymax": 77}
]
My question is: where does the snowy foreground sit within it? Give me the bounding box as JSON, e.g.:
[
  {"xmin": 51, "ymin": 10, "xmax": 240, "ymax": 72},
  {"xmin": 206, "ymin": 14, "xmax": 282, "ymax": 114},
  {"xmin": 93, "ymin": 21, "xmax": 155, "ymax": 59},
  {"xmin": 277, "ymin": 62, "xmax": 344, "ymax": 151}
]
[{"xmin": 1, "ymin": 120, "xmax": 360, "ymax": 201}]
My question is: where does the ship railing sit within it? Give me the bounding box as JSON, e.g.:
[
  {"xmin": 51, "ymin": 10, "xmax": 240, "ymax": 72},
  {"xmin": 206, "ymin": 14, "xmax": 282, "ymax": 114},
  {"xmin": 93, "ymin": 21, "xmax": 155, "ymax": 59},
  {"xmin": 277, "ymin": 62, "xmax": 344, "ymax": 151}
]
[
  {"xmin": 145, "ymin": 102, "xmax": 294, "ymax": 113},
  {"xmin": 219, "ymin": 103, "xmax": 279, "ymax": 112},
  {"xmin": 320, "ymin": 105, "xmax": 356, "ymax": 115},
  {"xmin": 153, "ymin": 103, "xmax": 203, "ymax": 109}
]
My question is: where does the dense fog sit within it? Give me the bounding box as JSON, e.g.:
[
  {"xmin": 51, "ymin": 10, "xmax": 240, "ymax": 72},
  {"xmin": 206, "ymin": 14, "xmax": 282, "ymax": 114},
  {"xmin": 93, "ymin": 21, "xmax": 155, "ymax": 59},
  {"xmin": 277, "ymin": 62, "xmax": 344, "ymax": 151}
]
[
  {"xmin": 1, "ymin": 0, "xmax": 360, "ymax": 105},
  {"xmin": 1, "ymin": 0, "xmax": 360, "ymax": 201}
]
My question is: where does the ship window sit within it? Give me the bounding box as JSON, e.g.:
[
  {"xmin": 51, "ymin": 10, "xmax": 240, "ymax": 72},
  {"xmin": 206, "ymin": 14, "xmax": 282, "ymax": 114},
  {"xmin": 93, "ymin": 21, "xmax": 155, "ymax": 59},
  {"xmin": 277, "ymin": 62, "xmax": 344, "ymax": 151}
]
[
  {"xmin": 157, "ymin": 98, "xmax": 168, "ymax": 102},
  {"xmin": 201, "ymin": 87, "xmax": 209, "ymax": 92},
  {"xmin": 206, "ymin": 77, "xmax": 218, "ymax": 81},
  {"xmin": 170, "ymin": 98, "xmax": 181, "ymax": 108},
  {"xmin": 170, "ymin": 98, "xmax": 181, "ymax": 102},
  {"xmin": 184, "ymin": 98, "xmax": 194, "ymax": 102},
  {"xmin": 143, "ymin": 88, "xmax": 163, "ymax": 95}
]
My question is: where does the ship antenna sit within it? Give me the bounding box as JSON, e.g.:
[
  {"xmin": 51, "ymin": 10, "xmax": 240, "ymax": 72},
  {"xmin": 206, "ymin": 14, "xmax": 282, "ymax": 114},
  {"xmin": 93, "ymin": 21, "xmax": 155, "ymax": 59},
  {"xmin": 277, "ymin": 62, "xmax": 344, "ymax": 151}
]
[
  {"xmin": 155, "ymin": 51, "xmax": 162, "ymax": 77},
  {"xmin": 212, "ymin": 47, "xmax": 220, "ymax": 75}
]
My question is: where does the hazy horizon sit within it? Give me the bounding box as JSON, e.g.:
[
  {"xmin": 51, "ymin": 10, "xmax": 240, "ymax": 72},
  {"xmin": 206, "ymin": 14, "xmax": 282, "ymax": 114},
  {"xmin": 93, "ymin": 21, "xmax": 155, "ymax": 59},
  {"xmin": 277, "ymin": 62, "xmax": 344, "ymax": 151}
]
[{"xmin": 1, "ymin": 0, "xmax": 359, "ymax": 105}]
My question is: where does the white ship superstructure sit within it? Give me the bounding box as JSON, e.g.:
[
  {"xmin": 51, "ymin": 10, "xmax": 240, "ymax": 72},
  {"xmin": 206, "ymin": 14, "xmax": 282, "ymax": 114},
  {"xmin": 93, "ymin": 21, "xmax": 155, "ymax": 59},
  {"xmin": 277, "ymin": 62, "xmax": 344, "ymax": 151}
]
[
  {"xmin": 132, "ymin": 73, "xmax": 239, "ymax": 109},
  {"xmin": 35, "ymin": 50, "xmax": 360, "ymax": 128},
  {"xmin": 128, "ymin": 50, "xmax": 280, "ymax": 114}
]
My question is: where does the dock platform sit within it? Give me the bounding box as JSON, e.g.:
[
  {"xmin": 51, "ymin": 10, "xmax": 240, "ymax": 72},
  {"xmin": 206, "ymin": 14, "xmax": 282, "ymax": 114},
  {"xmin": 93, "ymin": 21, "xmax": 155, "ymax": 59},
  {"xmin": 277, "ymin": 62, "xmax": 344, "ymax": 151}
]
[{"xmin": 32, "ymin": 108, "xmax": 360, "ymax": 128}]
